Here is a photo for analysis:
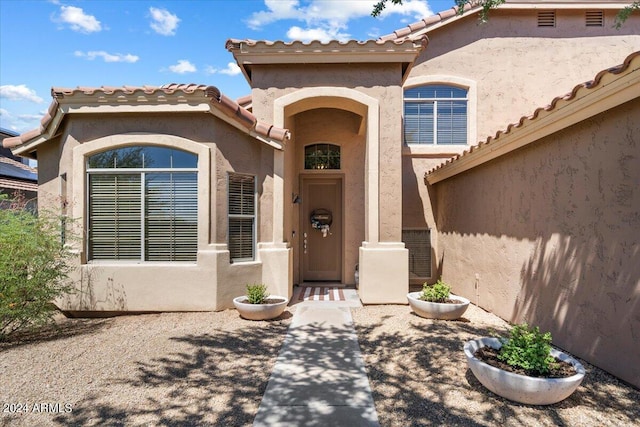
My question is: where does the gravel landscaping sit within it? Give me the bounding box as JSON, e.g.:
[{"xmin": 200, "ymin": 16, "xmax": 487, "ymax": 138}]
[{"xmin": 2, "ymin": 303, "xmax": 639, "ymax": 426}]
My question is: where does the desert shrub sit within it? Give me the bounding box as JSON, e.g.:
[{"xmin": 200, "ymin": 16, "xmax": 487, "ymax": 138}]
[
  {"xmin": 420, "ymin": 279, "xmax": 450, "ymax": 303},
  {"xmin": 498, "ymin": 323, "xmax": 556, "ymax": 375},
  {"xmin": 246, "ymin": 284, "xmax": 269, "ymax": 304},
  {"xmin": 0, "ymin": 195, "xmax": 74, "ymax": 340}
]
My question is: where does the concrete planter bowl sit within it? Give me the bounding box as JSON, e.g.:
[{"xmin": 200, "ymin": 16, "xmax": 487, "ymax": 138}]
[
  {"xmin": 464, "ymin": 337, "xmax": 586, "ymax": 405},
  {"xmin": 406, "ymin": 292, "xmax": 470, "ymax": 320},
  {"xmin": 233, "ymin": 296, "xmax": 289, "ymax": 321}
]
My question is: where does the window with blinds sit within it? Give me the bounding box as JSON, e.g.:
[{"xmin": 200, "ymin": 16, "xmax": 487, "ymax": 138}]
[
  {"xmin": 87, "ymin": 146, "xmax": 198, "ymax": 262},
  {"xmin": 403, "ymin": 229, "xmax": 432, "ymax": 278},
  {"xmin": 228, "ymin": 173, "xmax": 256, "ymax": 262},
  {"xmin": 404, "ymin": 85, "xmax": 468, "ymax": 145}
]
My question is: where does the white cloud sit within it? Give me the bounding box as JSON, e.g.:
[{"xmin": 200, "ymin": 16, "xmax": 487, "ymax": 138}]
[
  {"xmin": 58, "ymin": 5, "xmax": 102, "ymax": 33},
  {"xmin": 74, "ymin": 50, "xmax": 139, "ymax": 63},
  {"xmin": 287, "ymin": 26, "xmax": 347, "ymax": 43},
  {"xmin": 149, "ymin": 7, "xmax": 180, "ymax": 36},
  {"xmin": 168, "ymin": 60, "xmax": 196, "ymax": 74},
  {"xmin": 0, "ymin": 85, "xmax": 44, "ymax": 103},
  {"xmin": 246, "ymin": 0, "xmax": 431, "ymax": 42},
  {"xmin": 205, "ymin": 62, "xmax": 242, "ymax": 76},
  {"xmin": 0, "ymin": 109, "xmax": 43, "ymax": 133}
]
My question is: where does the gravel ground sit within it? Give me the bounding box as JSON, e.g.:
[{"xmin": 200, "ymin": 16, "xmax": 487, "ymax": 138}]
[
  {"xmin": 1, "ymin": 303, "xmax": 638, "ymax": 427},
  {"xmin": 352, "ymin": 304, "xmax": 640, "ymax": 427}
]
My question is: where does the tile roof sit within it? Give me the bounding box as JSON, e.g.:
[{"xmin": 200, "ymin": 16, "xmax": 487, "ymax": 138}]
[
  {"xmin": 426, "ymin": 50, "xmax": 640, "ymax": 181},
  {"xmin": 379, "ymin": 1, "xmax": 482, "ymax": 41},
  {"xmin": 0, "ymin": 155, "xmax": 37, "ymax": 180},
  {"xmin": 3, "ymin": 84, "xmax": 289, "ymax": 153},
  {"xmin": 0, "ymin": 178, "xmax": 38, "ymax": 192},
  {"xmin": 226, "ymin": 37, "xmax": 425, "ymax": 50}
]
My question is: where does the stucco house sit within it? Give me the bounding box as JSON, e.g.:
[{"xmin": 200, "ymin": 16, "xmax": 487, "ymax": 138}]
[{"xmin": 4, "ymin": 1, "xmax": 639, "ymax": 386}]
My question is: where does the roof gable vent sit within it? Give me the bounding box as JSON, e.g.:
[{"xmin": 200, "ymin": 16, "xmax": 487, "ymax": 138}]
[
  {"xmin": 585, "ymin": 10, "xmax": 604, "ymax": 27},
  {"xmin": 537, "ymin": 11, "xmax": 556, "ymax": 27}
]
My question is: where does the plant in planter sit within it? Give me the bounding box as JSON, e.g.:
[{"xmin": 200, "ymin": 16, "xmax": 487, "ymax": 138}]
[
  {"xmin": 233, "ymin": 284, "xmax": 289, "ymax": 321},
  {"xmin": 406, "ymin": 279, "xmax": 470, "ymax": 320},
  {"xmin": 464, "ymin": 323, "xmax": 586, "ymax": 405}
]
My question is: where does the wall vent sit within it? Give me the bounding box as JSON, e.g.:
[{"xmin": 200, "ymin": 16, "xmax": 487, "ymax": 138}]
[
  {"xmin": 585, "ymin": 10, "xmax": 604, "ymax": 27},
  {"xmin": 537, "ymin": 11, "xmax": 556, "ymax": 27}
]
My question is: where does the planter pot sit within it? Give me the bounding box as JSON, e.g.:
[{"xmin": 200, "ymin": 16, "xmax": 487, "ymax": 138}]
[
  {"xmin": 464, "ymin": 337, "xmax": 586, "ymax": 405},
  {"xmin": 233, "ymin": 296, "xmax": 289, "ymax": 321},
  {"xmin": 407, "ymin": 292, "xmax": 470, "ymax": 320}
]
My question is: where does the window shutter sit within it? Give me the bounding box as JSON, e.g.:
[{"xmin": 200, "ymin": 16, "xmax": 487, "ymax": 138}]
[
  {"xmin": 89, "ymin": 174, "xmax": 142, "ymax": 260},
  {"xmin": 228, "ymin": 173, "xmax": 255, "ymax": 262},
  {"xmin": 403, "ymin": 229, "xmax": 431, "ymax": 278},
  {"xmin": 145, "ymin": 172, "xmax": 198, "ymax": 261}
]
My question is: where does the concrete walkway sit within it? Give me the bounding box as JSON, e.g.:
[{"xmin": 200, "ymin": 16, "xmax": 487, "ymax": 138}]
[{"xmin": 253, "ymin": 294, "xmax": 379, "ymax": 426}]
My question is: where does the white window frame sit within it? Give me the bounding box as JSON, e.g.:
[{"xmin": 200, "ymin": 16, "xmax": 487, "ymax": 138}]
[
  {"xmin": 86, "ymin": 147, "xmax": 198, "ymax": 263},
  {"xmin": 228, "ymin": 172, "xmax": 257, "ymax": 263},
  {"xmin": 403, "ymin": 75, "xmax": 476, "ymax": 153}
]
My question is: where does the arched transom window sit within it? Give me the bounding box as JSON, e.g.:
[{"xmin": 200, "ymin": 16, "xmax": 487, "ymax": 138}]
[
  {"xmin": 87, "ymin": 146, "xmax": 198, "ymax": 262},
  {"xmin": 304, "ymin": 143, "xmax": 340, "ymax": 170},
  {"xmin": 404, "ymin": 85, "xmax": 468, "ymax": 145}
]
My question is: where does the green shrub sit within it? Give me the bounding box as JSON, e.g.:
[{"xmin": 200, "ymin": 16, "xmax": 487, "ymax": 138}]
[
  {"xmin": 0, "ymin": 195, "xmax": 75, "ymax": 340},
  {"xmin": 498, "ymin": 323, "xmax": 556, "ymax": 375},
  {"xmin": 246, "ymin": 284, "xmax": 269, "ymax": 304},
  {"xmin": 420, "ymin": 279, "xmax": 451, "ymax": 303}
]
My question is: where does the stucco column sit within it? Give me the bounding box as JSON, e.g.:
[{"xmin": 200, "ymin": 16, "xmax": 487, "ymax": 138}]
[{"xmin": 358, "ymin": 88, "xmax": 408, "ymax": 304}]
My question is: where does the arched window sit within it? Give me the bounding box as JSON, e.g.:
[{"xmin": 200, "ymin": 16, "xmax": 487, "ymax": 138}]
[
  {"xmin": 404, "ymin": 85, "xmax": 468, "ymax": 145},
  {"xmin": 304, "ymin": 143, "xmax": 340, "ymax": 170},
  {"xmin": 87, "ymin": 146, "xmax": 198, "ymax": 262}
]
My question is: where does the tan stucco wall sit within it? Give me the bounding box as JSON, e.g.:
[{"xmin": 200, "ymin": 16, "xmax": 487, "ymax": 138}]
[
  {"xmin": 412, "ymin": 9, "xmax": 640, "ymax": 143},
  {"xmin": 251, "ymin": 63, "xmax": 405, "ymax": 242},
  {"xmin": 36, "ymin": 112, "xmax": 276, "ymax": 312},
  {"xmin": 433, "ymin": 98, "xmax": 640, "ymax": 387}
]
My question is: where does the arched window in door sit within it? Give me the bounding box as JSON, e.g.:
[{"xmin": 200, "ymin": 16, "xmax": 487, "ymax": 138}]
[{"xmin": 304, "ymin": 143, "xmax": 340, "ymax": 170}]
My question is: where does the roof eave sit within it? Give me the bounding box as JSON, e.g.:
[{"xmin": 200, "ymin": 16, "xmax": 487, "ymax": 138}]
[{"xmin": 426, "ymin": 54, "xmax": 640, "ymax": 185}]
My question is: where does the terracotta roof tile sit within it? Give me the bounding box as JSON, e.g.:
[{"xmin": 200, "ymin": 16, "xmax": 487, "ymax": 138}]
[
  {"xmin": 379, "ymin": 1, "xmax": 482, "ymax": 41},
  {"xmin": 0, "ymin": 178, "xmax": 38, "ymax": 192},
  {"xmin": 427, "ymin": 51, "xmax": 640, "ymax": 176},
  {"xmin": 3, "ymin": 84, "xmax": 289, "ymax": 152},
  {"xmin": 226, "ymin": 38, "xmax": 421, "ymax": 50},
  {"xmin": 0, "ymin": 155, "xmax": 37, "ymax": 175}
]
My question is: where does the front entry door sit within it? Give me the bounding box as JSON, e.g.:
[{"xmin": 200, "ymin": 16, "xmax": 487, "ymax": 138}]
[{"xmin": 302, "ymin": 178, "xmax": 342, "ymax": 281}]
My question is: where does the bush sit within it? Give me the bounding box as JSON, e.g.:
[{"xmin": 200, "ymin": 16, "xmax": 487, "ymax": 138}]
[
  {"xmin": 246, "ymin": 284, "xmax": 269, "ymax": 304},
  {"xmin": 498, "ymin": 323, "xmax": 556, "ymax": 376},
  {"xmin": 0, "ymin": 195, "xmax": 74, "ymax": 340},
  {"xmin": 420, "ymin": 279, "xmax": 450, "ymax": 303}
]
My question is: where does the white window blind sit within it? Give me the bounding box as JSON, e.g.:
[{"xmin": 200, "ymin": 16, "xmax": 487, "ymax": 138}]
[
  {"xmin": 228, "ymin": 173, "xmax": 256, "ymax": 262},
  {"xmin": 403, "ymin": 229, "xmax": 432, "ymax": 278},
  {"xmin": 87, "ymin": 146, "xmax": 198, "ymax": 262},
  {"xmin": 89, "ymin": 174, "xmax": 142, "ymax": 260},
  {"xmin": 404, "ymin": 85, "xmax": 467, "ymax": 145}
]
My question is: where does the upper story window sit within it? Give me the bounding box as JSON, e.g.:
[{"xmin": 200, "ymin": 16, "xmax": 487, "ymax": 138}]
[
  {"xmin": 87, "ymin": 146, "xmax": 198, "ymax": 262},
  {"xmin": 404, "ymin": 85, "xmax": 468, "ymax": 145},
  {"xmin": 304, "ymin": 143, "xmax": 340, "ymax": 169}
]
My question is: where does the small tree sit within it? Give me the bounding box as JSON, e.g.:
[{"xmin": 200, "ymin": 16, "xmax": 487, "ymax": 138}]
[{"xmin": 0, "ymin": 193, "xmax": 75, "ymax": 340}]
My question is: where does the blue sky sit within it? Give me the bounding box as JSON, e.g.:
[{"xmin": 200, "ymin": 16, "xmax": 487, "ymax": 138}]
[{"xmin": 0, "ymin": 0, "xmax": 458, "ymax": 134}]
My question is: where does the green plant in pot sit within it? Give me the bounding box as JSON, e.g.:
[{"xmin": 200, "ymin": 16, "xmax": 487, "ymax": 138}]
[
  {"xmin": 464, "ymin": 322, "xmax": 586, "ymax": 405},
  {"xmin": 233, "ymin": 284, "xmax": 289, "ymax": 321},
  {"xmin": 419, "ymin": 279, "xmax": 450, "ymax": 303},
  {"xmin": 246, "ymin": 283, "xmax": 269, "ymax": 304},
  {"xmin": 407, "ymin": 278, "xmax": 470, "ymax": 320}
]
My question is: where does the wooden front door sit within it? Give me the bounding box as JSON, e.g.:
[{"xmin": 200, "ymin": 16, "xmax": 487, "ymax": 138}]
[{"xmin": 302, "ymin": 178, "xmax": 342, "ymax": 282}]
